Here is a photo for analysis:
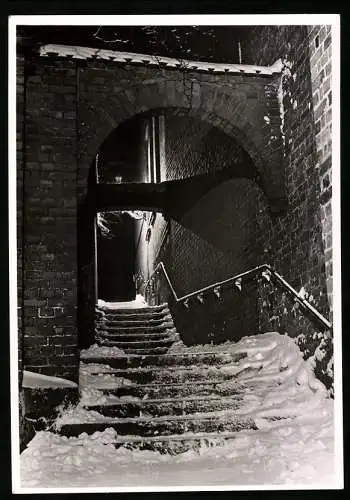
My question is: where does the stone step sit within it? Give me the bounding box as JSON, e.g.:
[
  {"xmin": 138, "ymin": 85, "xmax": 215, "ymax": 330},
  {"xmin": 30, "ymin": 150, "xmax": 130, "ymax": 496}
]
[
  {"xmin": 84, "ymin": 395, "xmax": 242, "ymax": 418},
  {"xmin": 96, "ymin": 306, "xmax": 169, "ymax": 319},
  {"xmin": 95, "ymin": 322, "xmax": 175, "ymax": 334},
  {"xmin": 96, "ymin": 303, "xmax": 168, "ymax": 313},
  {"xmin": 97, "ymin": 311, "xmax": 170, "ymax": 322},
  {"xmin": 97, "ymin": 380, "xmax": 243, "ymax": 399},
  {"xmin": 58, "ymin": 413, "xmax": 257, "ymax": 438},
  {"xmin": 121, "ymin": 347, "xmax": 170, "ymax": 355},
  {"xmin": 80, "ymin": 351, "xmax": 246, "ymax": 369},
  {"xmin": 110, "ymin": 431, "xmax": 243, "ymax": 454},
  {"xmin": 95, "ymin": 337, "xmax": 177, "ymax": 351},
  {"xmin": 85, "ymin": 363, "xmax": 246, "ymax": 384},
  {"xmin": 95, "ymin": 330, "xmax": 176, "ymax": 342},
  {"xmin": 95, "ymin": 316, "xmax": 172, "ymax": 328}
]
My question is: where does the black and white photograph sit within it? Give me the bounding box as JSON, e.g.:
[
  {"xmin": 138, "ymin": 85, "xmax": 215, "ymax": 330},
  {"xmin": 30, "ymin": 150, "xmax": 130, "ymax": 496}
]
[{"xmin": 9, "ymin": 14, "xmax": 342, "ymax": 492}]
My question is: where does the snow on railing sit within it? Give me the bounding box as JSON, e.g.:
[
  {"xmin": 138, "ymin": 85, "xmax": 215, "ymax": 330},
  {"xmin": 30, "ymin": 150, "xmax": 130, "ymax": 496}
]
[{"xmin": 145, "ymin": 262, "xmax": 332, "ymax": 330}]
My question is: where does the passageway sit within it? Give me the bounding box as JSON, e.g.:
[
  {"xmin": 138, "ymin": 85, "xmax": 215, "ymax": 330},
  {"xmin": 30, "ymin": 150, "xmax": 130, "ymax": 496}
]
[{"xmin": 78, "ymin": 108, "xmax": 276, "ymax": 351}]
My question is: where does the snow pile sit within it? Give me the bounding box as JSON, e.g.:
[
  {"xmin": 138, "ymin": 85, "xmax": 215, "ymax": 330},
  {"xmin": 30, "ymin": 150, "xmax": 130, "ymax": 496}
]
[
  {"xmin": 97, "ymin": 294, "xmax": 147, "ymax": 309},
  {"xmin": 19, "ymin": 332, "xmax": 338, "ymax": 489},
  {"xmin": 20, "ymin": 416, "xmax": 335, "ymax": 488},
  {"xmin": 80, "ymin": 344, "xmax": 126, "ymax": 359},
  {"xmin": 22, "ymin": 370, "xmax": 78, "ymax": 389},
  {"xmin": 53, "ymin": 406, "xmax": 113, "ymax": 430},
  {"xmin": 169, "ymin": 332, "xmax": 330, "ymax": 426}
]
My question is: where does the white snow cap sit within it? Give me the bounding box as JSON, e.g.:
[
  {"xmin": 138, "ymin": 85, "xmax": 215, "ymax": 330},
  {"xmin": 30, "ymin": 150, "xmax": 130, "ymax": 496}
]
[{"xmin": 22, "ymin": 370, "xmax": 78, "ymax": 389}]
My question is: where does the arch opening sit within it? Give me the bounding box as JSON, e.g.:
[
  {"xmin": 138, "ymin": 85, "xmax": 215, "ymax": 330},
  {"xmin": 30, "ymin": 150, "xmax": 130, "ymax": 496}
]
[{"xmin": 78, "ymin": 109, "xmax": 273, "ymax": 348}]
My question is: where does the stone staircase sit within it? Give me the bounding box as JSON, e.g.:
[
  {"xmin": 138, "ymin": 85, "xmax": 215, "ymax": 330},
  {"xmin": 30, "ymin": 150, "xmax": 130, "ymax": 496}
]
[{"xmin": 58, "ymin": 302, "xmax": 257, "ymax": 453}]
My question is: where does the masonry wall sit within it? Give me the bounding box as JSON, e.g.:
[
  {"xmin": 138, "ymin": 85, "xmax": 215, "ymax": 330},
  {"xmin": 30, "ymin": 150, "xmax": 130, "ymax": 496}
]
[
  {"xmin": 248, "ymin": 25, "xmax": 333, "ymax": 390},
  {"xmin": 17, "ymin": 47, "xmax": 24, "ymax": 389},
  {"xmin": 17, "ymin": 38, "xmax": 26, "ymax": 447},
  {"xmin": 308, "ymin": 25, "xmax": 333, "ymax": 314},
  {"xmin": 22, "ymin": 56, "xmax": 79, "ymax": 382}
]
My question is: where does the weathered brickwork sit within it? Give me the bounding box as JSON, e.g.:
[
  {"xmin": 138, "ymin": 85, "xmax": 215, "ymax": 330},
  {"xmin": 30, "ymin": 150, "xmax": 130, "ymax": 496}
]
[
  {"xmin": 248, "ymin": 25, "xmax": 333, "ymax": 389},
  {"xmin": 308, "ymin": 25, "xmax": 333, "ymax": 314},
  {"xmin": 17, "ymin": 37, "xmax": 26, "ymax": 447},
  {"xmin": 17, "ymin": 48, "xmax": 25, "ymax": 389},
  {"xmin": 75, "ymin": 59, "xmax": 284, "ymax": 206},
  {"xmin": 22, "ymin": 57, "xmax": 79, "ymax": 381}
]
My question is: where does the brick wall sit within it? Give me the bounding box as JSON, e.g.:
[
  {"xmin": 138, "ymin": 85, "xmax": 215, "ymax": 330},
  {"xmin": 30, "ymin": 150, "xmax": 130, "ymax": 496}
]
[
  {"xmin": 308, "ymin": 26, "xmax": 333, "ymax": 315},
  {"xmin": 22, "ymin": 56, "xmax": 79, "ymax": 381},
  {"xmin": 17, "ymin": 44, "xmax": 25, "ymax": 389},
  {"xmin": 17, "ymin": 34, "xmax": 26, "ymax": 448},
  {"xmin": 249, "ymin": 25, "xmax": 333, "ymax": 390},
  {"xmin": 248, "ymin": 25, "xmax": 330, "ymax": 313}
]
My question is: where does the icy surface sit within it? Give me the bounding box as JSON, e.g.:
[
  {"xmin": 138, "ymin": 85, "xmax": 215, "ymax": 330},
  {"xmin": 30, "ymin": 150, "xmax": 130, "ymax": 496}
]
[
  {"xmin": 20, "ymin": 332, "xmax": 337, "ymax": 489},
  {"xmin": 22, "ymin": 370, "xmax": 78, "ymax": 389}
]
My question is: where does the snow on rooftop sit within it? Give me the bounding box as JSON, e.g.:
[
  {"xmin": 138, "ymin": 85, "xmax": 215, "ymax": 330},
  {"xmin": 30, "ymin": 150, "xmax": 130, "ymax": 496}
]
[
  {"xmin": 19, "ymin": 332, "xmax": 338, "ymax": 489},
  {"xmin": 40, "ymin": 44, "xmax": 283, "ymax": 77}
]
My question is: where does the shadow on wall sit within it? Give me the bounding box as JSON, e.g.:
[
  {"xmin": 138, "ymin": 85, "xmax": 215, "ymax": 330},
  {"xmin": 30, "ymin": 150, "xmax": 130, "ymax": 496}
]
[
  {"xmin": 151, "ymin": 178, "xmax": 272, "ymax": 346},
  {"xmin": 169, "ymin": 177, "xmax": 271, "ymax": 295}
]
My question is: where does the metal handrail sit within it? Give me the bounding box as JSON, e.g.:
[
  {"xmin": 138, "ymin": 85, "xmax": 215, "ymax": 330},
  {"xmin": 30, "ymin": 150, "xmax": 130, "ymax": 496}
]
[{"xmin": 145, "ymin": 261, "xmax": 332, "ymax": 330}]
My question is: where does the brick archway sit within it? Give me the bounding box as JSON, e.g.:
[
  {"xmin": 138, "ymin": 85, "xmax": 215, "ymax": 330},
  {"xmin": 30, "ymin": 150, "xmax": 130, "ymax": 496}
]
[{"xmin": 77, "ymin": 76, "xmax": 285, "ymax": 211}]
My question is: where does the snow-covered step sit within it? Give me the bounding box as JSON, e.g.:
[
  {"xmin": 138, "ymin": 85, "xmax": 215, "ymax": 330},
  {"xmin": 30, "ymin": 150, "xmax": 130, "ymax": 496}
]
[
  {"xmin": 96, "ymin": 305, "xmax": 169, "ymax": 318},
  {"xmin": 58, "ymin": 413, "xmax": 257, "ymax": 438},
  {"xmin": 96, "ymin": 322, "xmax": 174, "ymax": 333},
  {"xmin": 81, "ymin": 351, "xmax": 247, "ymax": 369},
  {"xmin": 119, "ymin": 346, "xmax": 170, "ymax": 355},
  {"xmin": 95, "ymin": 337, "xmax": 178, "ymax": 351},
  {"xmin": 96, "ymin": 303, "xmax": 168, "ymax": 312},
  {"xmin": 96, "ymin": 311, "xmax": 170, "ymax": 322},
  {"xmin": 83, "ymin": 363, "xmax": 248, "ymax": 384},
  {"xmin": 97, "ymin": 380, "xmax": 242, "ymax": 399},
  {"xmin": 95, "ymin": 330, "xmax": 176, "ymax": 342},
  {"xmin": 83, "ymin": 395, "xmax": 242, "ymax": 418},
  {"xmin": 96, "ymin": 316, "xmax": 172, "ymax": 327},
  {"xmin": 109, "ymin": 431, "xmax": 244, "ymax": 454}
]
